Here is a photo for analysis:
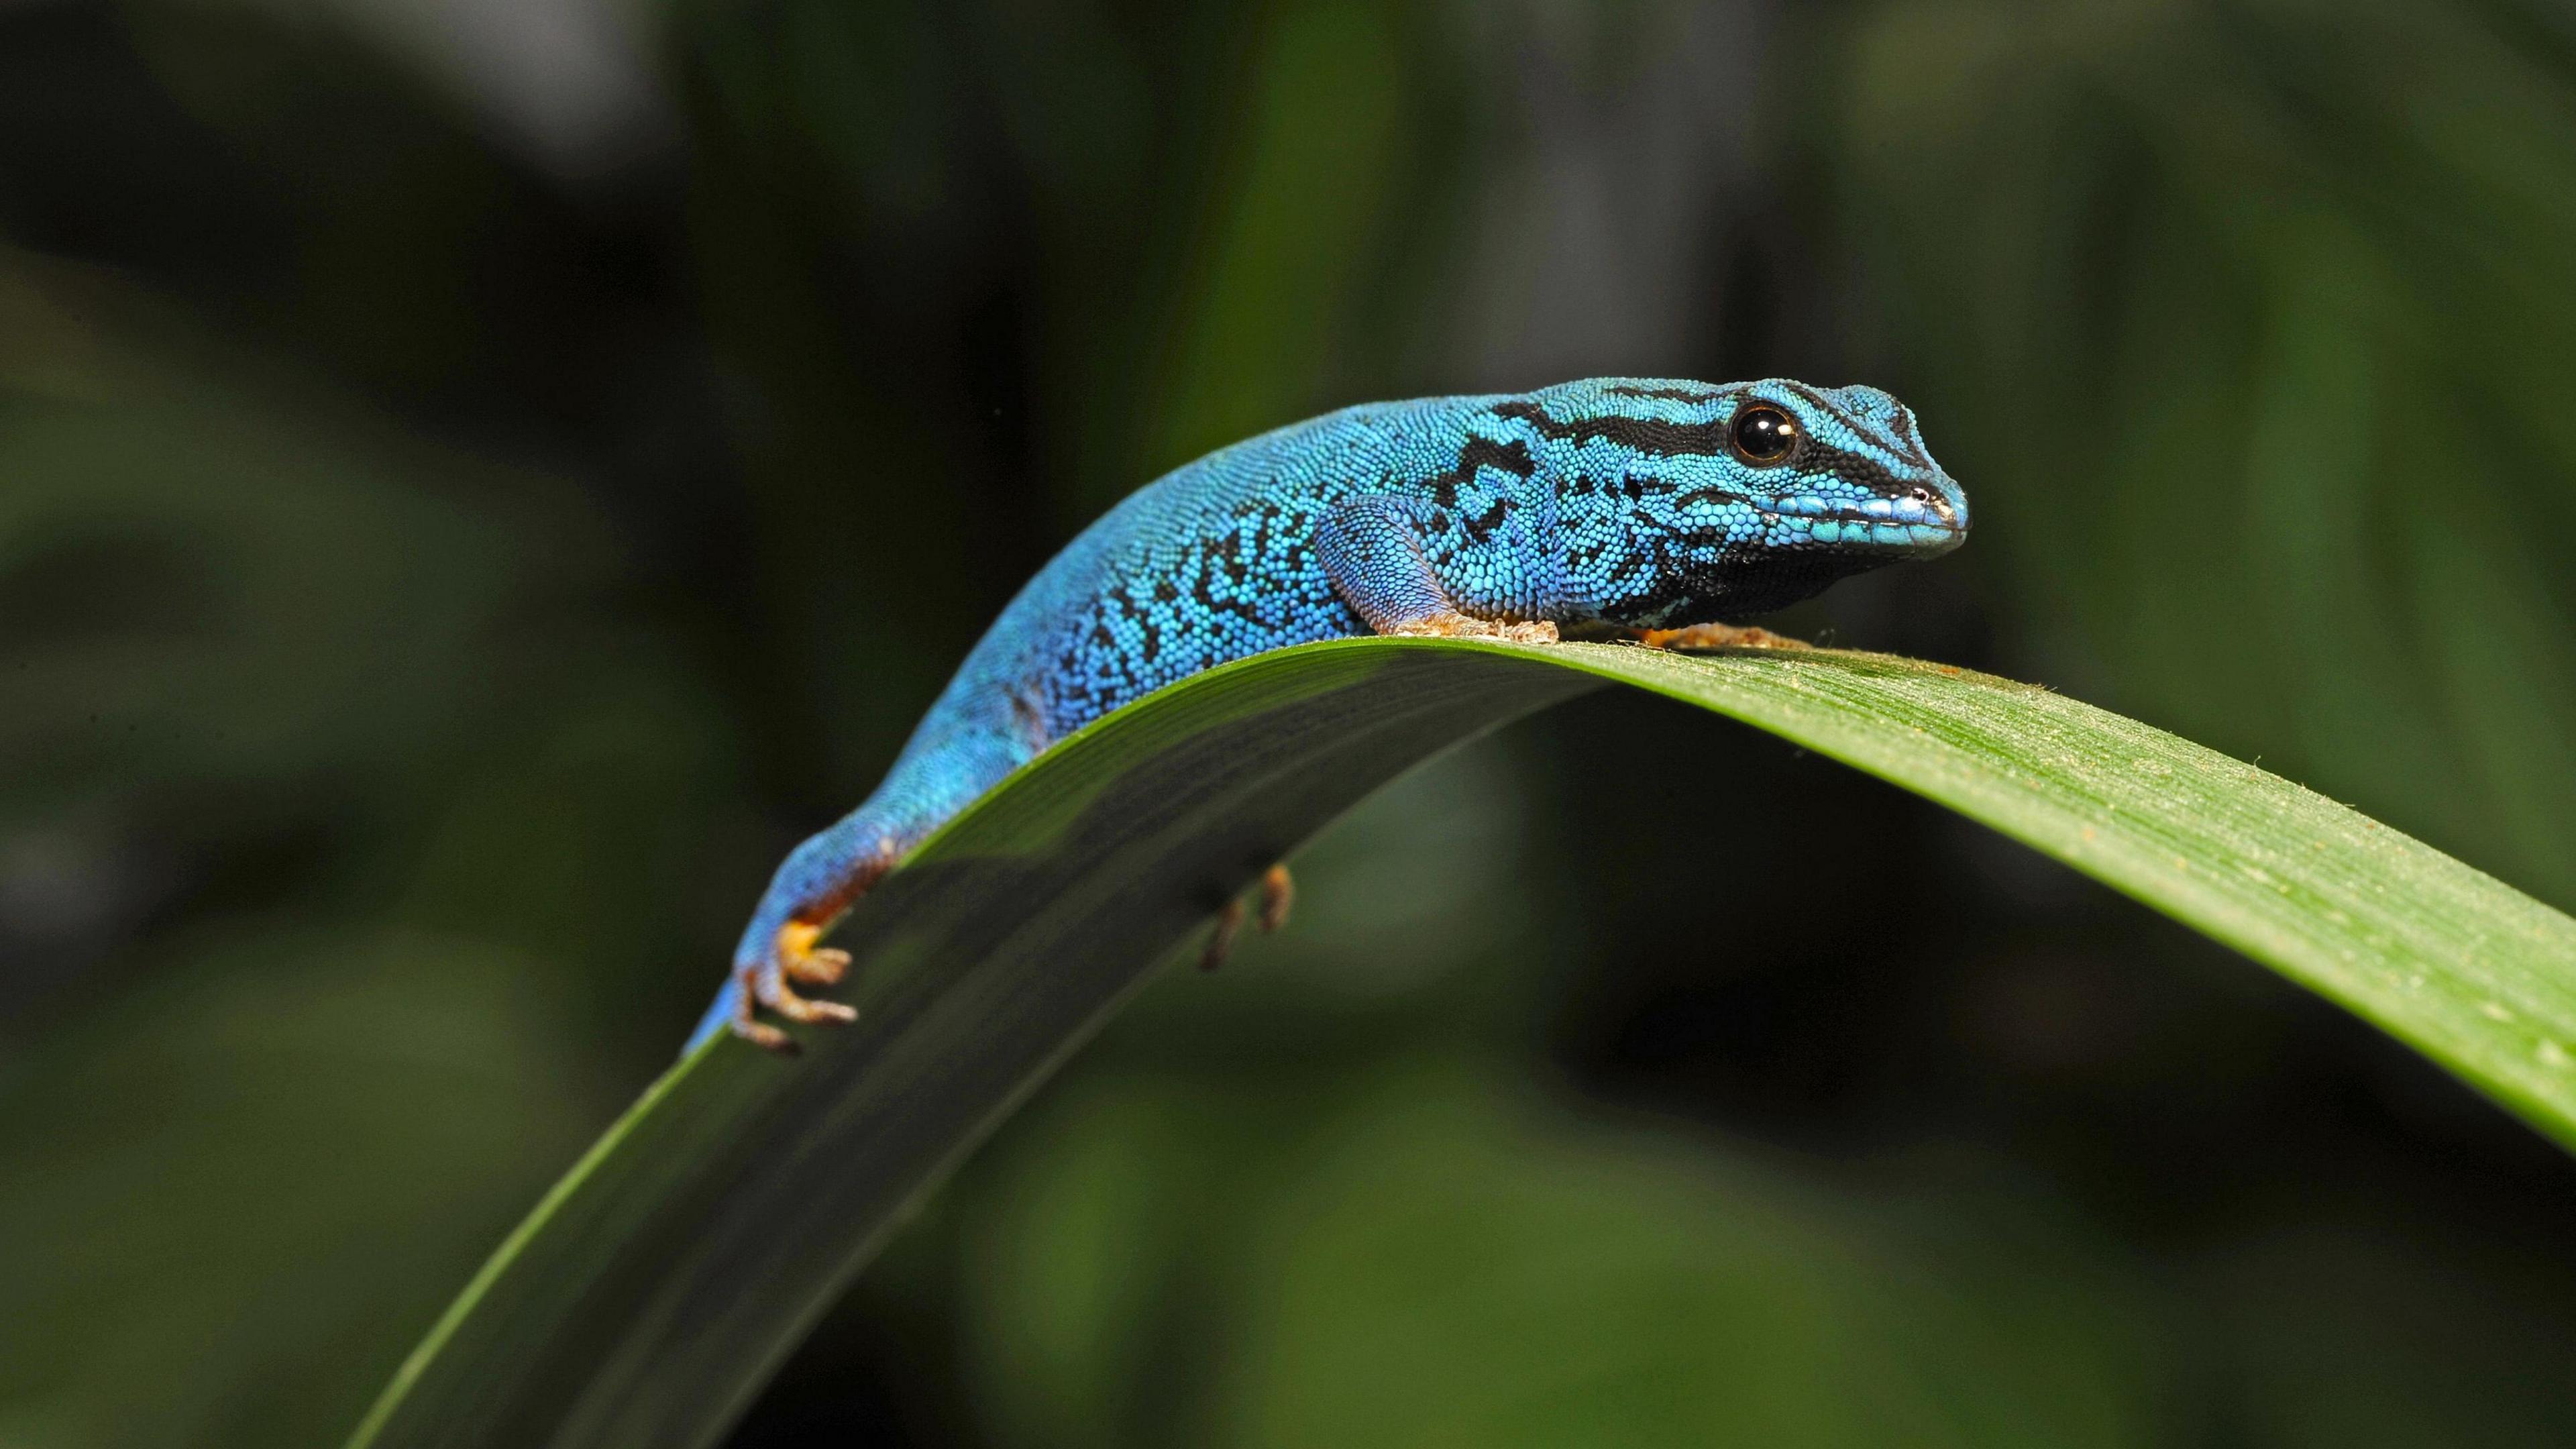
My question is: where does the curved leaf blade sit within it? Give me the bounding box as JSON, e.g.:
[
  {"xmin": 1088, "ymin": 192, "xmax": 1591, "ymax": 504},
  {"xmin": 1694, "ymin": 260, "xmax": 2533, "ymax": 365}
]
[
  {"xmin": 1551, "ymin": 644, "xmax": 2576, "ymax": 1140},
  {"xmin": 347, "ymin": 639, "xmax": 2576, "ymax": 1449}
]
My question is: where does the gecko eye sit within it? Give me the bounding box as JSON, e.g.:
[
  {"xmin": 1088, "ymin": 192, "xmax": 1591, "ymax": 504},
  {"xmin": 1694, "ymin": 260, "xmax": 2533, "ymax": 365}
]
[{"xmin": 1731, "ymin": 405, "xmax": 1799, "ymax": 464}]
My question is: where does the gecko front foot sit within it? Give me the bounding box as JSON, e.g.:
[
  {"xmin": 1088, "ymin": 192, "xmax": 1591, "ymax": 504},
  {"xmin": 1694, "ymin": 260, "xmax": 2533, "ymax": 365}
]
[
  {"xmin": 731, "ymin": 920, "xmax": 859, "ymax": 1054},
  {"xmin": 1201, "ymin": 864, "xmax": 1295, "ymax": 971},
  {"xmin": 1641, "ymin": 623, "xmax": 1813, "ymax": 651},
  {"xmin": 1386, "ymin": 611, "xmax": 1560, "ymax": 645}
]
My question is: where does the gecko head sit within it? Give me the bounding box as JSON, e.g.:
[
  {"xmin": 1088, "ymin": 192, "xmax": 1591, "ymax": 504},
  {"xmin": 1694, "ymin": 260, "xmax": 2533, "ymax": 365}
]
[{"xmin": 1507, "ymin": 377, "xmax": 1969, "ymax": 622}]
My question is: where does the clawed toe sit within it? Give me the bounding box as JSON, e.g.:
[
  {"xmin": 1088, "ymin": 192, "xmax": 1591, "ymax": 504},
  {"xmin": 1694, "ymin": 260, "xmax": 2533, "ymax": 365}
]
[
  {"xmin": 1257, "ymin": 863, "xmax": 1294, "ymax": 933},
  {"xmin": 1200, "ymin": 898, "xmax": 1244, "ymax": 971},
  {"xmin": 760, "ymin": 969, "xmax": 857, "ymax": 1026},
  {"xmin": 781, "ymin": 998, "xmax": 857, "ymax": 1025},
  {"xmin": 742, "ymin": 966, "xmax": 858, "ymax": 1032},
  {"xmin": 787, "ymin": 947, "xmax": 850, "ymax": 987},
  {"xmin": 728, "ymin": 965, "xmax": 803, "ymax": 1055}
]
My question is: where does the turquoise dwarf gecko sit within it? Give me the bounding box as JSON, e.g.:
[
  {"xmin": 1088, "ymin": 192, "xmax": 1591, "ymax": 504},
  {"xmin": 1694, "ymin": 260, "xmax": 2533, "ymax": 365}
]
[{"xmin": 691, "ymin": 377, "xmax": 1966, "ymax": 1051}]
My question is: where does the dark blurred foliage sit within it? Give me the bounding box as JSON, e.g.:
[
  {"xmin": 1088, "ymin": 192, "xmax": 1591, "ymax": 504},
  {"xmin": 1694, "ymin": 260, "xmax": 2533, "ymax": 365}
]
[{"xmin": 5, "ymin": 0, "xmax": 2576, "ymax": 1444}]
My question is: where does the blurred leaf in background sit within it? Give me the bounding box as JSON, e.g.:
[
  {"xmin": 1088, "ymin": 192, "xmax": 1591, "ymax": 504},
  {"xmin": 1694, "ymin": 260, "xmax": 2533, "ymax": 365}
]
[
  {"xmin": 965, "ymin": 1056, "xmax": 2172, "ymax": 1449},
  {"xmin": 0, "ymin": 930, "xmax": 598, "ymax": 1447},
  {"xmin": 7, "ymin": 0, "xmax": 2576, "ymax": 1445}
]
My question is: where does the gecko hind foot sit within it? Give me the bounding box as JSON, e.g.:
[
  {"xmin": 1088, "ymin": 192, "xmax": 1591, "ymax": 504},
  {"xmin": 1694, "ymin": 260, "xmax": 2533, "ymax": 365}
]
[
  {"xmin": 1201, "ymin": 864, "xmax": 1296, "ymax": 971},
  {"xmin": 729, "ymin": 922, "xmax": 859, "ymax": 1053},
  {"xmin": 786, "ymin": 947, "xmax": 850, "ymax": 987},
  {"xmin": 771, "ymin": 920, "xmax": 859, "ymax": 1004},
  {"xmin": 1385, "ymin": 611, "xmax": 1559, "ymax": 645}
]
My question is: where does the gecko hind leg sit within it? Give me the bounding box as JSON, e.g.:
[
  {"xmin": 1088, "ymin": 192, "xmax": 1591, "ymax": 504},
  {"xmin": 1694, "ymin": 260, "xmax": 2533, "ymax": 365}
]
[
  {"xmin": 1201, "ymin": 864, "xmax": 1295, "ymax": 971},
  {"xmin": 726, "ymin": 837, "xmax": 902, "ymax": 1054}
]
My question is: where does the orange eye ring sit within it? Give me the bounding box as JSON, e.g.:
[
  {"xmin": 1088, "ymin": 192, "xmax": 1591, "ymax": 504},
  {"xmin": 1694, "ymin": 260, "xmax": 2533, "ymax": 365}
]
[{"xmin": 1731, "ymin": 405, "xmax": 1799, "ymax": 464}]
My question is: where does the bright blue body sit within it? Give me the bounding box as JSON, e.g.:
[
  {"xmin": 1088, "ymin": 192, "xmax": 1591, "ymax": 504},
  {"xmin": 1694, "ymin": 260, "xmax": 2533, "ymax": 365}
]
[{"xmin": 693, "ymin": 377, "xmax": 1966, "ymax": 1049}]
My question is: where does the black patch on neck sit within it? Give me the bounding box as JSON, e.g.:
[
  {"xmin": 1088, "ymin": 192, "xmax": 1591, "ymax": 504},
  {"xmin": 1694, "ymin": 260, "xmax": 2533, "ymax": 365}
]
[{"xmin": 1495, "ymin": 400, "xmax": 1733, "ymax": 458}]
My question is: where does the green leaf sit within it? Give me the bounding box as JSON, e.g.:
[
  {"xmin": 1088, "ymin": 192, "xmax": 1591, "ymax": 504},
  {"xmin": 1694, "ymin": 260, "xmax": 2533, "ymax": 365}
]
[{"xmin": 346, "ymin": 639, "xmax": 2576, "ymax": 1449}]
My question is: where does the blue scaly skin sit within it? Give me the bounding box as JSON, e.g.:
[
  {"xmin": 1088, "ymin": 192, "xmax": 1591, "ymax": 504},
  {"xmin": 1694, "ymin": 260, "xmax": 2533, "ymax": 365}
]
[{"xmin": 692, "ymin": 376, "xmax": 1967, "ymax": 1052}]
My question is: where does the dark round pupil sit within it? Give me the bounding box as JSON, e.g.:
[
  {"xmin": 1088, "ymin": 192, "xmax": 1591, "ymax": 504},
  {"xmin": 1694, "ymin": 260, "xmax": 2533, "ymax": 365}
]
[{"xmin": 1733, "ymin": 407, "xmax": 1797, "ymax": 462}]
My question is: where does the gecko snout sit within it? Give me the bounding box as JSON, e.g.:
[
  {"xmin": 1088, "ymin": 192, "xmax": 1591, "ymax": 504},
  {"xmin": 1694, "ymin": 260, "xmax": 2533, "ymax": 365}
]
[{"xmin": 1907, "ymin": 484, "xmax": 1964, "ymax": 529}]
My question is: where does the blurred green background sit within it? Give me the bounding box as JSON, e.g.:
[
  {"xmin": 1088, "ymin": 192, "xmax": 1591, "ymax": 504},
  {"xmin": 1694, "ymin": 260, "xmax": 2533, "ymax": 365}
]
[{"xmin": 6, "ymin": 0, "xmax": 2576, "ymax": 1444}]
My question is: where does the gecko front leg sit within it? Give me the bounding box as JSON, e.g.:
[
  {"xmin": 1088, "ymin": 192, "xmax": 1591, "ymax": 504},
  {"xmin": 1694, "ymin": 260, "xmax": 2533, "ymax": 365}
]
[
  {"xmin": 1316, "ymin": 496, "xmax": 1559, "ymax": 645},
  {"xmin": 1640, "ymin": 623, "xmax": 1813, "ymax": 651}
]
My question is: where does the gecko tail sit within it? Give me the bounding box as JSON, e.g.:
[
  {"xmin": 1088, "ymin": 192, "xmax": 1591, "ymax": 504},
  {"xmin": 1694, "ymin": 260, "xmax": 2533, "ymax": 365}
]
[{"xmin": 680, "ymin": 977, "xmax": 743, "ymax": 1057}]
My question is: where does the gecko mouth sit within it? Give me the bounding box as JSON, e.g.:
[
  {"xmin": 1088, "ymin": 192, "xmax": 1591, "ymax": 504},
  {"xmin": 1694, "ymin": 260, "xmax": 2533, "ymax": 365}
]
[{"xmin": 1760, "ymin": 492, "xmax": 1966, "ymax": 552}]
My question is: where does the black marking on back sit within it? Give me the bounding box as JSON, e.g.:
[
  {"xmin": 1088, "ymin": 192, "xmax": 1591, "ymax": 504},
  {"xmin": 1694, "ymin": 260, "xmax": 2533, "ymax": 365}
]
[
  {"xmin": 1210, "ymin": 531, "xmax": 1251, "ymax": 586},
  {"xmin": 1424, "ymin": 435, "xmax": 1535, "ymax": 509},
  {"xmin": 1108, "ymin": 590, "xmax": 1159, "ymax": 665}
]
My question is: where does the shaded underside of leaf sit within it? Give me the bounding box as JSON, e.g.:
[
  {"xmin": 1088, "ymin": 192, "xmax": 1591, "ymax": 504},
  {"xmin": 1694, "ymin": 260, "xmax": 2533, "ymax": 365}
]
[{"xmin": 347, "ymin": 639, "xmax": 2576, "ymax": 1449}]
